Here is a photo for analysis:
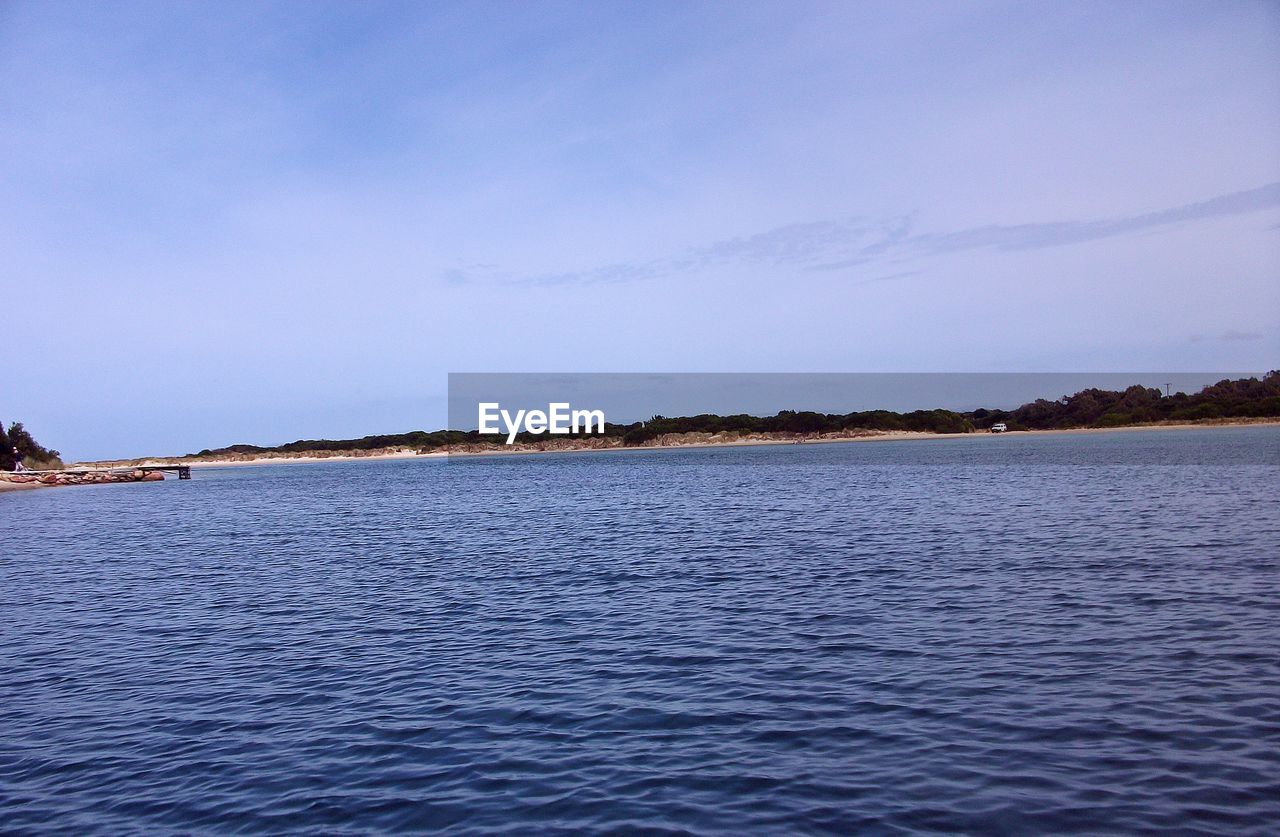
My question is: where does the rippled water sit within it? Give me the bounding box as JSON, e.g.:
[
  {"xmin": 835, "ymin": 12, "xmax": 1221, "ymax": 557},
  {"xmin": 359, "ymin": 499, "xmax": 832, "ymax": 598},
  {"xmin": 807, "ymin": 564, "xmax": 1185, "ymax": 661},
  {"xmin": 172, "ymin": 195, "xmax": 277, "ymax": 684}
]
[{"xmin": 3, "ymin": 426, "xmax": 1279, "ymax": 833}]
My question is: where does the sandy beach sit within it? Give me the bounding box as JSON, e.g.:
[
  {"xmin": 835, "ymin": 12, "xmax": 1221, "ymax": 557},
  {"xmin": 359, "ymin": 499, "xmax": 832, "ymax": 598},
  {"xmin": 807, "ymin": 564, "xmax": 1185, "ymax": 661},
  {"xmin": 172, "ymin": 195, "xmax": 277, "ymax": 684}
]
[{"xmin": 0, "ymin": 480, "xmax": 43, "ymax": 492}]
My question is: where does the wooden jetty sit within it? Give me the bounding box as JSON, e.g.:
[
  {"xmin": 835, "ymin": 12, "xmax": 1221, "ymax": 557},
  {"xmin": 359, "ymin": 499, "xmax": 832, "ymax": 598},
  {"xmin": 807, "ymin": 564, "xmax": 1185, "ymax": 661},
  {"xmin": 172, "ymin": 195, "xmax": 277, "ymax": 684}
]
[
  {"xmin": 139, "ymin": 465, "xmax": 192, "ymax": 480},
  {"xmin": 22, "ymin": 465, "xmax": 190, "ymax": 479}
]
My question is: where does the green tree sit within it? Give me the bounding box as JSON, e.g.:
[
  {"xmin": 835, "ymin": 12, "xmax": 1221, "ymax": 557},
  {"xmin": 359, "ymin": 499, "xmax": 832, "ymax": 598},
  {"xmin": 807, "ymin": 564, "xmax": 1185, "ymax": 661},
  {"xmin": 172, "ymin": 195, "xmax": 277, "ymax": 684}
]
[
  {"xmin": 5, "ymin": 421, "xmax": 63, "ymax": 470},
  {"xmin": 0, "ymin": 422, "xmax": 11, "ymax": 470}
]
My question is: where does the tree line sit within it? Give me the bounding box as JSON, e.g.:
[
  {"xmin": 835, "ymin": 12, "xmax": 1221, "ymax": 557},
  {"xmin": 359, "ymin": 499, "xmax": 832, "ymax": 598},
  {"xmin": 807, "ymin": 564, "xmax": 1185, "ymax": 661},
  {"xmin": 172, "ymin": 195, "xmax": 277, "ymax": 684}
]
[
  {"xmin": 8, "ymin": 373, "xmax": 1273, "ymax": 468},
  {"xmin": 186, "ymin": 371, "xmax": 1279, "ymax": 457},
  {"xmin": 973, "ymin": 371, "xmax": 1280, "ymax": 430}
]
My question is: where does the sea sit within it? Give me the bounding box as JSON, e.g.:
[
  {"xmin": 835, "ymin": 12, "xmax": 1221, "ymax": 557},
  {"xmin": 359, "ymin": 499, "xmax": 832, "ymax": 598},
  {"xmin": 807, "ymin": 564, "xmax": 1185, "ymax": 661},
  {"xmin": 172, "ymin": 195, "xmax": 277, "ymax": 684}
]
[{"xmin": 2, "ymin": 425, "xmax": 1278, "ymax": 833}]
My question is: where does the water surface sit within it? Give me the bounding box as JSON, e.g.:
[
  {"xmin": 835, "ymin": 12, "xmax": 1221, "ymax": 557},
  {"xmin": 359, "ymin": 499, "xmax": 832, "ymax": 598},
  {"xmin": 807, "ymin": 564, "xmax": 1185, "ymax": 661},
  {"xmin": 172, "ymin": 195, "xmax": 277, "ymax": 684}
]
[{"xmin": 3, "ymin": 427, "xmax": 1279, "ymax": 832}]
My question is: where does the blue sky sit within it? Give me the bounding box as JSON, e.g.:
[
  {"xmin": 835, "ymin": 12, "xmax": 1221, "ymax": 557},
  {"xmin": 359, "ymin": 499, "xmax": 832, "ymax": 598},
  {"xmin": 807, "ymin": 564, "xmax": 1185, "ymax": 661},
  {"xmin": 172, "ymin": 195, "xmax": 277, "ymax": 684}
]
[{"xmin": 2, "ymin": 0, "xmax": 1278, "ymax": 459}]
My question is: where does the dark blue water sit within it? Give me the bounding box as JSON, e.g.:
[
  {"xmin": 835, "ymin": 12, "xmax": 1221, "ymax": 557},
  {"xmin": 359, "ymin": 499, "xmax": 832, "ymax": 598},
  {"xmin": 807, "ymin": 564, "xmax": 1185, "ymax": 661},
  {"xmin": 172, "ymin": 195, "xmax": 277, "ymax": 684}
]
[{"xmin": 3, "ymin": 426, "xmax": 1279, "ymax": 833}]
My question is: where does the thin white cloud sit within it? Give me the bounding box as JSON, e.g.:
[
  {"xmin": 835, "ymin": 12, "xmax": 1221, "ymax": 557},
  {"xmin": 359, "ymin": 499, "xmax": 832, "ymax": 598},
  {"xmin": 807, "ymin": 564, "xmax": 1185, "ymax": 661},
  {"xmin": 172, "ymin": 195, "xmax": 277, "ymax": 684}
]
[
  {"xmin": 1189, "ymin": 330, "xmax": 1266, "ymax": 343},
  {"xmin": 447, "ymin": 181, "xmax": 1280, "ymax": 288}
]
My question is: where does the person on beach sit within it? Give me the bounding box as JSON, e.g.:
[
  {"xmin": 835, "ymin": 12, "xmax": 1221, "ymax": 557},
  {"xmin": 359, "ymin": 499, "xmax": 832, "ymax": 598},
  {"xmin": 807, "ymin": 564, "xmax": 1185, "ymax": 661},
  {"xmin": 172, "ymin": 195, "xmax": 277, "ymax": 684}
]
[{"xmin": 12, "ymin": 447, "xmax": 25, "ymax": 472}]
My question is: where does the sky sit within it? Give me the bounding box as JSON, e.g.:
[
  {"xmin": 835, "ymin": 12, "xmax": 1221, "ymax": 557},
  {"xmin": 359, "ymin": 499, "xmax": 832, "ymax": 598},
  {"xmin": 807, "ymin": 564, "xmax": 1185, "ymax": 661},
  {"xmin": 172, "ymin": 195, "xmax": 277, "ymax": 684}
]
[{"xmin": 2, "ymin": 0, "xmax": 1278, "ymax": 459}]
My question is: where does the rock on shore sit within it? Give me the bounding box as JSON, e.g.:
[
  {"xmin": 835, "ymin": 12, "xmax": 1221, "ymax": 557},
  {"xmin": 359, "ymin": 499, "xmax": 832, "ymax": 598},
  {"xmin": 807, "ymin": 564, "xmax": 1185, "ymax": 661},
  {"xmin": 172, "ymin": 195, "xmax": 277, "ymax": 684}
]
[{"xmin": 0, "ymin": 469, "xmax": 165, "ymax": 490}]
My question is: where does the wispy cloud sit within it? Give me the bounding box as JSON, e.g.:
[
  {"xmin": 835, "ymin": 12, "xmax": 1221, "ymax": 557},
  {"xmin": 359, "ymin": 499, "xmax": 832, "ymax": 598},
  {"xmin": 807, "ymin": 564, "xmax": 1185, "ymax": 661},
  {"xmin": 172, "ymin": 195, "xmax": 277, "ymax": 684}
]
[
  {"xmin": 909, "ymin": 181, "xmax": 1280, "ymax": 255},
  {"xmin": 850, "ymin": 269, "xmax": 920, "ymax": 288},
  {"xmin": 508, "ymin": 217, "xmax": 901, "ymax": 287},
  {"xmin": 445, "ymin": 182, "xmax": 1280, "ymax": 288},
  {"xmin": 1189, "ymin": 330, "xmax": 1266, "ymax": 343}
]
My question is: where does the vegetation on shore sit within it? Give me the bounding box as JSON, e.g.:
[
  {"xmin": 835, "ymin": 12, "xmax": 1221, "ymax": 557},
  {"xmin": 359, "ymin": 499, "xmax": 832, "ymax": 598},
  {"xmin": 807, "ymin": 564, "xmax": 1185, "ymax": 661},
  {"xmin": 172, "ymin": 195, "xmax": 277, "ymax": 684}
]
[
  {"xmin": 974, "ymin": 371, "xmax": 1280, "ymax": 430},
  {"xmin": 180, "ymin": 372, "xmax": 1279, "ymax": 459},
  {"xmin": 0, "ymin": 421, "xmax": 64, "ymax": 470}
]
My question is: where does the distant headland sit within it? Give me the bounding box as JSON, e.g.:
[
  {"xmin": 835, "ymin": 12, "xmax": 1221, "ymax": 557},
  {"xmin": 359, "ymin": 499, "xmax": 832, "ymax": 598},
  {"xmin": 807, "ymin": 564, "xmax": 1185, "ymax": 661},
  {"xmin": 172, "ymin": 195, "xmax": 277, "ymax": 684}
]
[{"xmin": 65, "ymin": 371, "xmax": 1279, "ymax": 469}]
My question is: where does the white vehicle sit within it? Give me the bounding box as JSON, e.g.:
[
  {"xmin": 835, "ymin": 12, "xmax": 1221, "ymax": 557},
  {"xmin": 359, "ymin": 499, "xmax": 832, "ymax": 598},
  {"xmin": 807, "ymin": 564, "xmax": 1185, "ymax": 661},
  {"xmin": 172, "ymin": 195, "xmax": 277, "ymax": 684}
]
[{"xmin": 990, "ymin": 422, "xmax": 1008, "ymax": 433}]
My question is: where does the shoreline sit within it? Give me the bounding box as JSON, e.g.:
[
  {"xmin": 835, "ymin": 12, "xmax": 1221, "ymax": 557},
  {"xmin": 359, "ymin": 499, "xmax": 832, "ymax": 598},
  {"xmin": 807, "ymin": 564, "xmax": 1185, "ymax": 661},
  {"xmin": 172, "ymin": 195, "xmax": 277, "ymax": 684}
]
[
  {"xmin": 0, "ymin": 468, "xmax": 168, "ymax": 492},
  {"xmin": 67, "ymin": 418, "xmax": 1280, "ymax": 470}
]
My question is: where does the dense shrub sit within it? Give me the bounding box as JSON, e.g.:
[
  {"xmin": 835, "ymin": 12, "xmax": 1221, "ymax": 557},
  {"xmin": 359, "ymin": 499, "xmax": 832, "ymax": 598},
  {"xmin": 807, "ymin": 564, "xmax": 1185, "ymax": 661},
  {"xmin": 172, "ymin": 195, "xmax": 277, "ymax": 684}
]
[
  {"xmin": 174, "ymin": 372, "xmax": 1279, "ymax": 455},
  {"xmin": 2, "ymin": 421, "xmax": 63, "ymax": 470}
]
